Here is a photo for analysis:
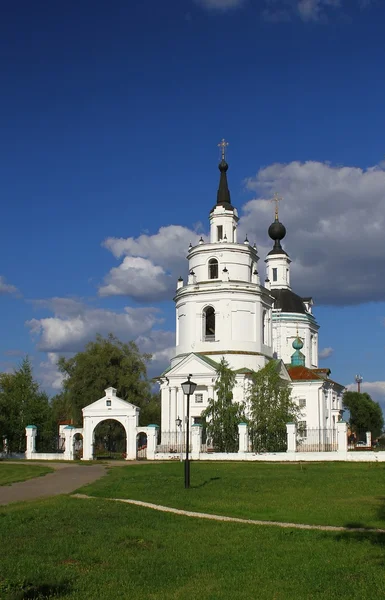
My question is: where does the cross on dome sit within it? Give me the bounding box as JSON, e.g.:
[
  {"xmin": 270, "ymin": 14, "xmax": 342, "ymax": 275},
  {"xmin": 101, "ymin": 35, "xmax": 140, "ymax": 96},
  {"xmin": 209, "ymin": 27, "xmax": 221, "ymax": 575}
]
[
  {"xmin": 271, "ymin": 192, "xmax": 283, "ymax": 220},
  {"xmin": 218, "ymin": 138, "xmax": 229, "ymax": 161}
]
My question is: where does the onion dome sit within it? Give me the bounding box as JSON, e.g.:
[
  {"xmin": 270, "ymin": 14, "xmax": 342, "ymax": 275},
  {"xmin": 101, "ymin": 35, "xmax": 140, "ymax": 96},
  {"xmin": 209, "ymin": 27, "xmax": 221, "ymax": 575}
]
[
  {"xmin": 291, "ymin": 336, "xmax": 305, "ymax": 366},
  {"xmin": 292, "ymin": 336, "xmax": 304, "ymax": 351},
  {"xmin": 268, "ymin": 215, "xmax": 287, "ymax": 256}
]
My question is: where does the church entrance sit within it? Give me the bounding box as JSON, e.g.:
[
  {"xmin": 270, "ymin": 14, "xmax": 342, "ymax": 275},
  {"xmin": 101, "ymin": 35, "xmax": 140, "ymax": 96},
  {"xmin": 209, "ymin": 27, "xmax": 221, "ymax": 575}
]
[{"xmin": 93, "ymin": 419, "xmax": 127, "ymax": 460}]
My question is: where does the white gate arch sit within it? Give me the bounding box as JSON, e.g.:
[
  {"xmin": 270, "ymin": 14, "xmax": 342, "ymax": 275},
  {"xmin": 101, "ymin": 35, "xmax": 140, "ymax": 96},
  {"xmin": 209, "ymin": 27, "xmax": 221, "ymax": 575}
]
[{"xmin": 82, "ymin": 387, "xmax": 140, "ymax": 460}]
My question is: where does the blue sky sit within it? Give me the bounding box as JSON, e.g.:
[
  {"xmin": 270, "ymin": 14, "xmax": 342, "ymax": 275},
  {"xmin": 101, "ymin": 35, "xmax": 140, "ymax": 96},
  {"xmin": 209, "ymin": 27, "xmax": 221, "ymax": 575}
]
[{"xmin": 1, "ymin": 0, "xmax": 385, "ymax": 407}]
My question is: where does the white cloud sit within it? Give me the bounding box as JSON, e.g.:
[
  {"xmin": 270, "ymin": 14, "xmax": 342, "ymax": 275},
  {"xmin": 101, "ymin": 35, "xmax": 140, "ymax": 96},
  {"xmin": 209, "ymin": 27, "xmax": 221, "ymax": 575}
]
[
  {"xmin": 26, "ymin": 298, "xmax": 175, "ymax": 382},
  {"xmin": 27, "ymin": 298, "xmax": 164, "ymax": 353},
  {"xmin": 194, "ymin": 0, "xmax": 246, "ymax": 10},
  {"xmin": 242, "ymin": 160, "xmax": 385, "ymax": 305},
  {"xmin": 101, "ymin": 225, "xmax": 204, "ymax": 301},
  {"xmin": 38, "ymin": 352, "xmax": 65, "ymax": 391},
  {"xmin": 263, "ymin": 0, "xmax": 370, "ymax": 22},
  {"xmin": 99, "ymin": 257, "xmax": 170, "ymax": 301},
  {"xmin": 319, "ymin": 347, "xmax": 334, "ymax": 359},
  {"xmin": 0, "ymin": 276, "xmax": 19, "ymax": 296}
]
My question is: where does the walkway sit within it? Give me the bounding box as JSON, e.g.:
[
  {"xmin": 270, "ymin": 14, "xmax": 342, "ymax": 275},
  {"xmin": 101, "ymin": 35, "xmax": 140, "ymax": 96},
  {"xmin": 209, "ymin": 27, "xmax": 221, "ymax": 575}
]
[
  {"xmin": 0, "ymin": 463, "xmax": 107, "ymax": 506},
  {"xmin": 73, "ymin": 494, "xmax": 385, "ymax": 534}
]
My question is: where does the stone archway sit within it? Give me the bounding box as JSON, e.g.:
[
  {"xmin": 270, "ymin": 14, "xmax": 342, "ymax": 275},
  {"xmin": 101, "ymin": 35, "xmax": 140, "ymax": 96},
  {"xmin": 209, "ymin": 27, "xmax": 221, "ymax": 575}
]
[
  {"xmin": 93, "ymin": 419, "xmax": 127, "ymax": 459},
  {"xmin": 82, "ymin": 387, "xmax": 140, "ymax": 461},
  {"xmin": 73, "ymin": 432, "xmax": 83, "ymax": 460},
  {"xmin": 136, "ymin": 432, "xmax": 148, "ymax": 460}
]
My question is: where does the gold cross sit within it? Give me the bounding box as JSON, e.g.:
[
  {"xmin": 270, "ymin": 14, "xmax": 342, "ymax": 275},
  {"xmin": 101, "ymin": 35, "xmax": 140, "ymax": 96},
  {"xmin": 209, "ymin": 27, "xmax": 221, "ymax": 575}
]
[
  {"xmin": 271, "ymin": 192, "xmax": 283, "ymax": 219},
  {"xmin": 218, "ymin": 138, "xmax": 229, "ymax": 161}
]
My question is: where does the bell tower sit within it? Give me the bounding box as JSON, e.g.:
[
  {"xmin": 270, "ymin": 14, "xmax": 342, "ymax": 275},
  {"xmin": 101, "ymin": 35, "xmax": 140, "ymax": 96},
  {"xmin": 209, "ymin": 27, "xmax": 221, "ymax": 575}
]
[{"xmin": 172, "ymin": 141, "xmax": 274, "ymax": 372}]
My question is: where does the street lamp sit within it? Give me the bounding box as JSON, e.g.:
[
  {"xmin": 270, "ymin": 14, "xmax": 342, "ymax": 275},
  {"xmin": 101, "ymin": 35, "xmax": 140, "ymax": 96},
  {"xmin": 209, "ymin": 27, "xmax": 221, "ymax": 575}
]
[{"xmin": 181, "ymin": 374, "xmax": 197, "ymax": 489}]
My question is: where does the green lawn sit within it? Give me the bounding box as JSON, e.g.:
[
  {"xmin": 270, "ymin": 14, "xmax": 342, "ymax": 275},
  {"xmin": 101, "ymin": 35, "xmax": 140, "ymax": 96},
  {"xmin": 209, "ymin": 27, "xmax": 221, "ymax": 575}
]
[
  {"xmin": 79, "ymin": 461, "xmax": 385, "ymax": 529},
  {"xmin": 0, "ymin": 463, "xmax": 53, "ymax": 486},
  {"xmin": 0, "ymin": 495, "xmax": 384, "ymax": 600}
]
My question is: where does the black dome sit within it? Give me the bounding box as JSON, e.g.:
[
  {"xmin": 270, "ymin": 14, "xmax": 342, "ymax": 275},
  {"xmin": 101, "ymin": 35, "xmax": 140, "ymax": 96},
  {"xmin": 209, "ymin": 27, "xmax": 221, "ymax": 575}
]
[
  {"xmin": 268, "ymin": 220, "xmax": 286, "ymax": 242},
  {"xmin": 218, "ymin": 159, "xmax": 228, "ymax": 173}
]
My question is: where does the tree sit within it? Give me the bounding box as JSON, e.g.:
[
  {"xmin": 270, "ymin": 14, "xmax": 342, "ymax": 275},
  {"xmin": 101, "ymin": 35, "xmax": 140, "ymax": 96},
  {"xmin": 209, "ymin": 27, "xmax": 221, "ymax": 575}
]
[
  {"xmin": 57, "ymin": 334, "xmax": 154, "ymax": 425},
  {"xmin": 247, "ymin": 361, "xmax": 300, "ymax": 452},
  {"xmin": 0, "ymin": 358, "xmax": 55, "ymax": 453},
  {"xmin": 343, "ymin": 391, "xmax": 384, "ymax": 439},
  {"xmin": 202, "ymin": 358, "xmax": 245, "ymax": 452}
]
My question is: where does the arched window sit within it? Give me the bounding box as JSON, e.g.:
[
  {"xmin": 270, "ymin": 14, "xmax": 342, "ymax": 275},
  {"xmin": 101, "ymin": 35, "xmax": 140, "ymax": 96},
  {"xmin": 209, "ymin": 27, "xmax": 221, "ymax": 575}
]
[
  {"xmin": 203, "ymin": 306, "xmax": 215, "ymax": 341},
  {"xmin": 208, "ymin": 258, "xmax": 218, "ymax": 280}
]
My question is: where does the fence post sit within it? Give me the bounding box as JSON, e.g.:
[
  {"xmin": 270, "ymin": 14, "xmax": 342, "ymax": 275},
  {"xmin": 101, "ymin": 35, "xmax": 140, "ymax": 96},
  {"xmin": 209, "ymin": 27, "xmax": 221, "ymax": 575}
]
[
  {"xmin": 191, "ymin": 424, "xmax": 202, "ymax": 458},
  {"xmin": 25, "ymin": 425, "xmax": 37, "ymax": 459},
  {"xmin": 286, "ymin": 423, "xmax": 296, "ymax": 453},
  {"xmin": 366, "ymin": 431, "xmax": 372, "ymax": 448},
  {"xmin": 63, "ymin": 426, "xmax": 75, "ymax": 460},
  {"xmin": 337, "ymin": 421, "xmax": 348, "ymax": 453},
  {"xmin": 238, "ymin": 423, "xmax": 249, "ymax": 453},
  {"xmin": 146, "ymin": 425, "xmax": 159, "ymax": 460}
]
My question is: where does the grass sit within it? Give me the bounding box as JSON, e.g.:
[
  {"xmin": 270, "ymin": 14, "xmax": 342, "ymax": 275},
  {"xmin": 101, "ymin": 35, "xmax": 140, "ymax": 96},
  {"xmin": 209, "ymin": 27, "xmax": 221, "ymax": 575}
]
[
  {"xmin": 1, "ymin": 495, "xmax": 385, "ymax": 600},
  {"xmin": 0, "ymin": 463, "xmax": 53, "ymax": 486},
  {"xmin": 79, "ymin": 461, "xmax": 385, "ymax": 529}
]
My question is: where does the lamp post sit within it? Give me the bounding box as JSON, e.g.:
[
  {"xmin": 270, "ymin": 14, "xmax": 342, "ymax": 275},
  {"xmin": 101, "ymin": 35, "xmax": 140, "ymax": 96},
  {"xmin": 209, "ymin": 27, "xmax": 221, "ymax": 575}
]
[{"xmin": 181, "ymin": 374, "xmax": 197, "ymax": 489}]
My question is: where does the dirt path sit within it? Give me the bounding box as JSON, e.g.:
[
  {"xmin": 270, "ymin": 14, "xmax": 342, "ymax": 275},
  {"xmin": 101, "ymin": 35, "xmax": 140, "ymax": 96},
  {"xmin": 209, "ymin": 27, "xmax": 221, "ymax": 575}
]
[
  {"xmin": 73, "ymin": 494, "xmax": 385, "ymax": 534},
  {"xmin": 0, "ymin": 463, "xmax": 107, "ymax": 506}
]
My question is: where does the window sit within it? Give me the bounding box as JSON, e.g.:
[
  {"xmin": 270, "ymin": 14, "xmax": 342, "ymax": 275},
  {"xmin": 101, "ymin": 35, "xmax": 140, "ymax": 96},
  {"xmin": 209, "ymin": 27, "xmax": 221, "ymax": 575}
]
[
  {"xmin": 272, "ymin": 268, "xmax": 277, "ymax": 282},
  {"xmin": 217, "ymin": 226, "xmax": 223, "ymax": 241},
  {"xmin": 208, "ymin": 258, "xmax": 218, "ymax": 279},
  {"xmin": 106, "ymin": 400, "xmax": 111, "ymax": 407},
  {"xmin": 203, "ymin": 306, "xmax": 215, "ymax": 341},
  {"xmin": 195, "ymin": 393, "xmax": 203, "ymax": 403},
  {"xmin": 298, "ymin": 398, "xmax": 306, "ymax": 409},
  {"xmin": 298, "ymin": 421, "xmax": 307, "ymax": 437}
]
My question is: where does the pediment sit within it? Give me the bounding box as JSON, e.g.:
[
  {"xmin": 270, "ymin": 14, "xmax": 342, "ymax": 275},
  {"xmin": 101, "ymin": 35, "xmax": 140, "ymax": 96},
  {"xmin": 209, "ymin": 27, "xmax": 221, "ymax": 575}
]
[
  {"xmin": 82, "ymin": 390, "xmax": 139, "ymax": 416},
  {"xmin": 167, "ymin": 353, "xmax": 219, "ymax": 378}
]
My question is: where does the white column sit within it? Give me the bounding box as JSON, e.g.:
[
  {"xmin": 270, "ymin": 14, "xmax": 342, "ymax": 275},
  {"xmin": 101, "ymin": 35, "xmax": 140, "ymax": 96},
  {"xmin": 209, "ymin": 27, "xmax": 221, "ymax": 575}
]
[
  {"xmin": 238, "ymin": 423, "xmax": 249, "ymax": 453},
  {"xmin": 366, "ymin": 431, "xmax": 372, "ymax": 448},
  {"xmin": 191, "ymin": 424, "xmax": 202, "ymax": 458},
  {"xmin": 337, "ymin": 421, "xmax": 348, "ymax": 454},
  {"xmin": 286, "ymin": 423, "xmax": 297, "ymax": 453},
  {"xmin": 82, "ymin": 417, "xmax": 93, "ymax": 461},
  {"xmin": 25, "ymin": 426, "xmax": 37, "ymax": 459},
  {"xmin": 170, "ymin": 387, "xmax": 177, "ymax": 434},
  {"xmin": 147, "ymin": 425, "xmax": 159, "ymax": 460},
  {"xmin": 126, "ymin": 416, "xmax": 137, "ymax": 460}
]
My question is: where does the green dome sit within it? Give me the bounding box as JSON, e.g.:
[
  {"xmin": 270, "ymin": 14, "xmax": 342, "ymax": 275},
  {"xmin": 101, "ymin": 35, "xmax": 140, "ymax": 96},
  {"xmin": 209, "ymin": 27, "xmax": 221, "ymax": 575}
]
[{"xmin": 292, "ymin": 336, "xmax": 303, "ymax": 350}]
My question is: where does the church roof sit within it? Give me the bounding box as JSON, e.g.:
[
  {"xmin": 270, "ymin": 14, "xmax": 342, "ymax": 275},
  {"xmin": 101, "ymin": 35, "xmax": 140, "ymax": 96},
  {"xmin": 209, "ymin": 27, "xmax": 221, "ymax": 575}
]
[
  {"xmin": 270, "ymin": 288, "xmax": 307, "ymax": 315},
  {"xmin": 287, "ymin": 365, "xmax": 344, "ymax": 389}
]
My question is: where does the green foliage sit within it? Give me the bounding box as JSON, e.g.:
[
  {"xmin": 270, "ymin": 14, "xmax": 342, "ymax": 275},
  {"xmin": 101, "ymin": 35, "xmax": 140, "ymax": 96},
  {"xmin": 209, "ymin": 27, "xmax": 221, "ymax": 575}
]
[
  {"xmin": 343, "ymin": 391, "xmax": 384, "ymax": 438},
  {"xmin": 0, "ymin": 358, "xmax": 55, "ymax": 453},
  {"xmin": 247, "ymin": 361, "xmax": 300, "ymax": 452},
  {"xmin": 57, "ymin": 334, "xmax": 155, "ymax": 425},
  {"xmin": 202, "ymin": 358, "xmax": 245, "ymax": 452}
]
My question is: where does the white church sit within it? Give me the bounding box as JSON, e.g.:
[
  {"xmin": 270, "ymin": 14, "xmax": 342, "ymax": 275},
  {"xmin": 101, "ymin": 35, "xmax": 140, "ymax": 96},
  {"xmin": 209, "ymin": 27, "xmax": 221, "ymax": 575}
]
[{"xmin": 159, "ymin": 142, "xmax": 344, "ymax": 437}]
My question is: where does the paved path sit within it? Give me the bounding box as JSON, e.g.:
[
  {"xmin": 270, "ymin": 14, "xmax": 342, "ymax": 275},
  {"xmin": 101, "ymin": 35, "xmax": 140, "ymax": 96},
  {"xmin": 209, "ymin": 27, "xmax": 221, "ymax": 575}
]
[
  {"xmin": 73, "ymin": 494, "xmax": 385, "ymax": 534},
  {"xmin": 0, "ymin": 463, "xmax": 107, "ymax": 506}
]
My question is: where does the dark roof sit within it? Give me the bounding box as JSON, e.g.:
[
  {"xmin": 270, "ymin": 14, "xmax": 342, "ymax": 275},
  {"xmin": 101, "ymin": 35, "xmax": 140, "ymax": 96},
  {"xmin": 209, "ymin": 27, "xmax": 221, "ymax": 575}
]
[{"xmin": 270, "ymin": 289, "xmax": 307, "ymax": 315}]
